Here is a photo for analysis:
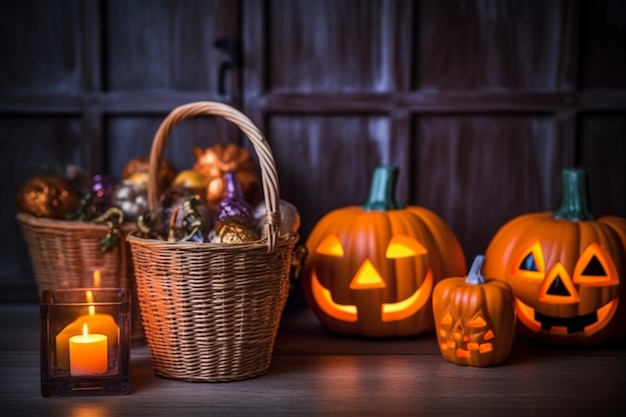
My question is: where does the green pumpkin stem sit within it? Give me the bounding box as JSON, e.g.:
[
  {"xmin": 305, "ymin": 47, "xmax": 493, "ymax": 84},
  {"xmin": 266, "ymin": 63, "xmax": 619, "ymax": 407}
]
[
  {"xmin": 465, "ymin": 255, "xmax": 486, "ymax": 285},
  {"xmin": 553, "ymin": 167, "xmax": 595, "ymax": 221},
  {"xmin": 363, "ymin": 165, "xmax": 403, "ymax": 211}
]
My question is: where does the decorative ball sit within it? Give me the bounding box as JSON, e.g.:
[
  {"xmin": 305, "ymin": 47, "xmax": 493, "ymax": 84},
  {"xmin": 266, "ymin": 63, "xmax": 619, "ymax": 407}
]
[
  {"xmin": 120, "ymin": 156, "xmax": 178, "ymax": 191},
  {"xmin": 90, "ymin": 174, "xmax": 115, "ymax": 215},
  {"xmin": 192, "ymin": 143, "xmax": 261, "ymax": 209},
  {"xmin": 254, "ymin": 199, "xmax": 301, "ymax": 235},
  {"xmin": 172, "ymin": 169, "xmax": 207, "ymax": 200},
  {"xmin": 111, "ymin": 179, "xmax": 149, "ymax": 222},
  {"xmin": 159, "ymin": 187, "xmax": 214, "ymax": 242},
  {"xmin": 216, "ymin": 217, "xmax": 260, "ymax": 243},
  {"xmin": 16, "ymin": 175, "xmax": 81, "ymax": 219}
]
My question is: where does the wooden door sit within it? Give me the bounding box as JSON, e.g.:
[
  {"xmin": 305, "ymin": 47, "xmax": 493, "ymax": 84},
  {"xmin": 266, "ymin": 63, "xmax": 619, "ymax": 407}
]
[
  {"xmin": 0, "ymin": 0, "xmax": 241, "ymax": 300},
  {"xmin": 240, "ymin": 0, "xmax": 626, "ymax": 279},
  {"xmin": 1, "ymin": 0, "xmax": 624, "ymax": 302}
]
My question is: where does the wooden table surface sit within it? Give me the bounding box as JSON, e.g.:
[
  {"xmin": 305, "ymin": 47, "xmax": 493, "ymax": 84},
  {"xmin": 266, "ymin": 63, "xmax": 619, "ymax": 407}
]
[{"xmin": 1, "ymin": 302, "xmax": 625, "ymax": 417}]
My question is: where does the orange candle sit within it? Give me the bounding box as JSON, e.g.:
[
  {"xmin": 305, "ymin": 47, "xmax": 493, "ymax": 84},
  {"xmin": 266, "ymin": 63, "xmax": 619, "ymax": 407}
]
[
  {"xmin": 56, "ymin": 290, "xmax": 119, "ymax": 370},
  {"xmin": 69, "ymin": 324, "xmax": 108, "ymax": 375}
]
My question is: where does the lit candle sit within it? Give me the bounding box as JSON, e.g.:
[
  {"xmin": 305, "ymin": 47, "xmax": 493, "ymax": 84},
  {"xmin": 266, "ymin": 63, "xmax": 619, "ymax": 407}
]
[
  {"xmin": 69, "ymin": 323, "xmax": 108, "ymax": 375},
  {"xmin": 56, "ymin": 290, "xmax": 120, "ymax": 370}
]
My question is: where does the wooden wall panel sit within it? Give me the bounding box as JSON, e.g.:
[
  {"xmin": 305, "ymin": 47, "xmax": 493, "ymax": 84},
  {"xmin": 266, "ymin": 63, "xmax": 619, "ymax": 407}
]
[
  {"xmin": 1, "ymin": 0, "xmax": 625, "ymax": 303},
  {"xmin": 0, "ymin": 0, "xmax": 81, "ymax": 93},
  {"xmin": 267, "ymin": 0, "xmax": 395, "ymax": 92},
  {"xmin": 267, "ymin": 115, "xmax": 390, "ymax": 238},
  {"xmin": 580, "ymin": 0, "xmax": 626, "ymax": 89},
  {"xmin": 107, "ymin": 115, "xmax": 244, "ymax": 178},
  {"xmin": 1, "ymin": 116, "xmax": 84, "ymax": 291},
  {"xmin": 415, "ymin": 0, "xmax": 576, "ymax": 90},
  {"xmin": 579, "ymin": 114, "xmax": 626, "ymax": 218},
  {"xmin": 104, "ymin": 0, "xmax": 237, "ymax": 92},
  {"xmin": 412, "ymin": 114, "xmax": 561, "ymax": 258}
]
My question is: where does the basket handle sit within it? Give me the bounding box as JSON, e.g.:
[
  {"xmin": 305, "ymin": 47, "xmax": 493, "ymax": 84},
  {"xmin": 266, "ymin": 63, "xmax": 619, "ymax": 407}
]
[{"xmin": 147, "ymin": 101, "xmax": 281, "ymax": 253}]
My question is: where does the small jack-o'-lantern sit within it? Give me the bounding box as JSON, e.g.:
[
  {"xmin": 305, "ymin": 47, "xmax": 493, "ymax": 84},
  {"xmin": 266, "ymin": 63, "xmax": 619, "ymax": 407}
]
[
  {"xmin": 301, "ymin": 165, "xmax": 466, "ymax": 338},
  {"xmin": 484, "ymin": 167, "xmax": 626, "ymax": 346},
  {"xmin": 433, "ymin": 255, "xmax": 515, "ymax": 367}
]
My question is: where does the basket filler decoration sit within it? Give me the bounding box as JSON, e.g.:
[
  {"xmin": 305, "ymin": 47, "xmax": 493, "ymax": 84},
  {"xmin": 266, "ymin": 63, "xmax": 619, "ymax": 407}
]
[
  {"xmin": 126, "ymin": 101, "xmax": 298, "ymax": 382},
  {"xmin": 15, "ymin": 168, "xmax": 152, "ymax": 343},
  {"xmin": 484, "ymin": 167, "xmax": 626, "ymax": 346},
  {"xmin": 301, "ymin": 165, "xmax": 466, "ymax": 338}
]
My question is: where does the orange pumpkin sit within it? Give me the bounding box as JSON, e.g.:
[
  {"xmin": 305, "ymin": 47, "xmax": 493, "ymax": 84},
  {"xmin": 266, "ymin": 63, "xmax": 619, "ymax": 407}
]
[
  {"xmin": 301, "ymin": 165, "xmax": 466, "ymax": 337},
  {"xmin": 484, "ymin": 167, "xmax": 626, "ymax": 346},
  {"xmin": 192, "ymin": 143, "xmax": 261, "ymax": 209},
  {"xmin": 433, "ymin": 255, "xmax": 516, "ymax": 367}
]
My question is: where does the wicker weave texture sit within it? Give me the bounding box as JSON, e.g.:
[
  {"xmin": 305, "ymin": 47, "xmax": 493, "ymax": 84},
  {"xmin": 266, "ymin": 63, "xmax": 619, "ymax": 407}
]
[
  {"xmin": 17, "ymin": 212, "xmax": 145, "ymax": 343},
  {"xmin": 127, "ymin": 101, "xmax": 298, "ymax": 382}
]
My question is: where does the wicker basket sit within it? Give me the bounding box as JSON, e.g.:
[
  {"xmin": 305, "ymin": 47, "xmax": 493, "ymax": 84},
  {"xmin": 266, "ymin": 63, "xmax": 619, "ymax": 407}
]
[
  {"xmin": 127, "ymin": 101, "xmax": 298, "ymax": 382},
  {"xmin": 16, "ymin": 213, "xmax": 145, "ymax": 343}
]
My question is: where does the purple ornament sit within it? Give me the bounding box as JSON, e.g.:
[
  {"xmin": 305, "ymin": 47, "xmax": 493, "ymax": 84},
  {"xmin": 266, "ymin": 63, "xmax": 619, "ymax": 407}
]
[
  {"xmin": 217, "ymin": 171, "xmax": 254, "ymax": 223},
  {"xmin": 91, "ymin": 174, "xmax": 115, "ymax": 215}
]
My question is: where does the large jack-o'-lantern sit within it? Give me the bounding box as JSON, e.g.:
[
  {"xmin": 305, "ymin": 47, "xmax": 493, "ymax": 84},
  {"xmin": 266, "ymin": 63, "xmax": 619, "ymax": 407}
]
[
  {"xmin": 433, "ymin": 255, "xmax": 515, "ymax": 367},
  {"xmin": 301, "ymin": 166, "xmax": 466, "ymax": 338},
  {"xmin": 484, "ymin": 167, "xmax": 626, "ymax": 346}
]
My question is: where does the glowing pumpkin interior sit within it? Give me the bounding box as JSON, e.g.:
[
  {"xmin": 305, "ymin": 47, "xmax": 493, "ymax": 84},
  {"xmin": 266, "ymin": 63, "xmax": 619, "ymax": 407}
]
[
  {"xmin": 510, "ymin": 240, "xmax": 619, "ymax": 336},
  {"xmin": 311, "ymin": 233, "xmax": 433, "ymax": 323},
  {"xmin": 438, "ymin": 311, "xmax": 495, "ymax": 358}
]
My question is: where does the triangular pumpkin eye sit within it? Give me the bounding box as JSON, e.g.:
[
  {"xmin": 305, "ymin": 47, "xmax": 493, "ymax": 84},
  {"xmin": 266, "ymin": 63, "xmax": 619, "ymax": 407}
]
[
  {"xmin": 385, "ymin": 235, "xmax": 427, "ymax": 259},
  {"xmin": 316, "ymin": 234, "xmax": 344, "ymax": 257},
  {"xmin": 468, "ymin": 315, "xmax": 487, "ymax": 328},
  {"xmin": 440, "ymin": 312, "xmax": 453, "ymax": 326},
  {"xmin": 581, "ymin": 255, "xmax": 605, "ymax": 276},
  {"xmin": 511, "ymin": 240, "xmax": 545, "ymax": 279},
  {"xmin": 520, "ymin": 253, "xmax": 538, "ymax": 272},
  {"xmin": 574, "ymin": 243, "xmax": 618, "ymax": 286}
]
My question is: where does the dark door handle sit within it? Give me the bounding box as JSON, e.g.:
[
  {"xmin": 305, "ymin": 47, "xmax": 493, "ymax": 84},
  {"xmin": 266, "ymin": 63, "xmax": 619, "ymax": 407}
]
[{"xmin": 214, "ymin": 36, "xmax": 242, "ymax": 96}]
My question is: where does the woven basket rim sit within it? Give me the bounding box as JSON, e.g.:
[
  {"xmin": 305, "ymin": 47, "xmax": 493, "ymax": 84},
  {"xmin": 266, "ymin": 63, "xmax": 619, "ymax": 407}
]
[
  {"xmin": 16, "ymin": 211, "xmax": 136, "ymax": 232},
  {"xmin": 126, "ymin": 229, "xmax": 298, "ymax": 250}
]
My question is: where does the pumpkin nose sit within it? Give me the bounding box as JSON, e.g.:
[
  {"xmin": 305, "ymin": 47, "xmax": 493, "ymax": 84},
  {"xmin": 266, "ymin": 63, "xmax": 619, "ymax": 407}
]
[
  {"xmin": 350, "ymin": 259, "xmax": 386, "ymax": 290},
  {"xmin": 539, "ymin": 262, "xmax": 579, "ymax": 304}
]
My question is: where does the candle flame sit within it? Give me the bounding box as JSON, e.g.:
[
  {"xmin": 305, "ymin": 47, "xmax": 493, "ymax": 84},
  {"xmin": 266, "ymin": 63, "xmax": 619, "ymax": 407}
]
[
  {"xmin": 82, "ymin": 323, "xmax": 89, "ymax": 338},
  {"xmin": 93, "ymin": 270, "xmax": 101, "ymax": 288},
  {"xmin": 86, "ymin": 290, "xmax": 95, "ymax": 316}
]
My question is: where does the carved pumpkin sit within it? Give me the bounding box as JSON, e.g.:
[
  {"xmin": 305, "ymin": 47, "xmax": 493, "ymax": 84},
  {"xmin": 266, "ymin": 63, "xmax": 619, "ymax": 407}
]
[
  {"xmin": 433, "ymin": 255, "xmax": 515, "ymax": 367},
  {"xmin": 301, "ymin": 165, "xmax": 466, "ymax": 338},
  {"xmin": 484, "ymin": 167, "xmax": 626, "ymax": 346},
  {"xmin": 192, "ymin": 143, "xmax": 261, "ymax": 209}
]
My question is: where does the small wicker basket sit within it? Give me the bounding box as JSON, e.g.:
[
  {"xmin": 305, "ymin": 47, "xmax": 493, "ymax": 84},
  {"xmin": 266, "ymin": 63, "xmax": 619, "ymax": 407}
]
[
  {"xmin": 16, "ymin": 213, "xmax": 145, "ymax": 343},
  {"xmin": 127, "ymin": 101, "xmax": 298, "ymax": 382}
]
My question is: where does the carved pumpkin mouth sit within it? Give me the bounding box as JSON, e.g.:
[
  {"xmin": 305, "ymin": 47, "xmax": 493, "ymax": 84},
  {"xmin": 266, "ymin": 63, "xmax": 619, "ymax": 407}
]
[
  {"xmin": 440, "ymin": 339, "xmax": 494, "ymax": 358},
  {"xmin": 311, "ymin": 269, "xmax": 433, "ymax": 322},
  {"xmin": 515, "ymin": 297, "xmax": 618, "ymax": 336}
]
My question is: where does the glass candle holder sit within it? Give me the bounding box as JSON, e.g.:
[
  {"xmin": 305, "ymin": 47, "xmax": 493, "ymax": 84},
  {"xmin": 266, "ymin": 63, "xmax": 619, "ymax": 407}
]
[{"xmin": 40, "ymin": 288, "xmax": 131, "ymax": 397}]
